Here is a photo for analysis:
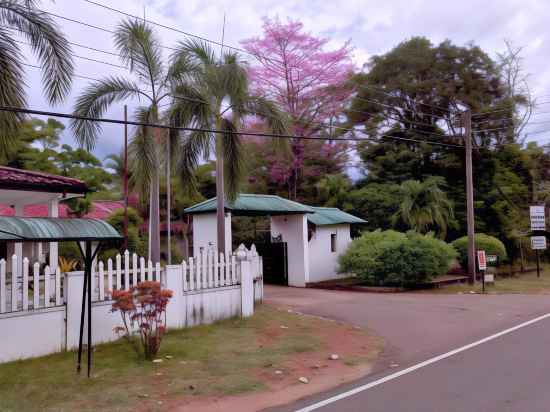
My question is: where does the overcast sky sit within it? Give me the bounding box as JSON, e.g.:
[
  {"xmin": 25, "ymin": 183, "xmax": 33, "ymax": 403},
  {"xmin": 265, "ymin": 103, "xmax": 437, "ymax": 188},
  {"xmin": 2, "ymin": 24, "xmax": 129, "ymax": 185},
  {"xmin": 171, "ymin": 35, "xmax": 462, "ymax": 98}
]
[{"xmin": 19, "ymin": 0, "xmax": 550, "ymax": 162}]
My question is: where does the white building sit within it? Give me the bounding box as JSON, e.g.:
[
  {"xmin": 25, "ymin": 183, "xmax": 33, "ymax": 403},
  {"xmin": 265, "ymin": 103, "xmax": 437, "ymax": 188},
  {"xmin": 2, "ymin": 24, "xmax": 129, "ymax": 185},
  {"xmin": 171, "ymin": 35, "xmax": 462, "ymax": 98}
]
[
  {"xmin": 185, "ymin": 195, "xmax": 366, "ymax": 287},
  {"xmin": 307, "ymin": 207, "xmax": 366, "ymax": 283}
]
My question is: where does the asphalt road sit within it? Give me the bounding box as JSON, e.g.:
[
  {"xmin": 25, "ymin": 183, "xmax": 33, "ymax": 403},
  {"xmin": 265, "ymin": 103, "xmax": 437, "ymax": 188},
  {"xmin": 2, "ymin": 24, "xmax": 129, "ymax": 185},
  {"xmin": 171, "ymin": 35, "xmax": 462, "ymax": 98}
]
[
  {"xmin": 290, "ymin": 315, "xmax": 550, "ymax": 412},
  {"xmin": 264, "ymin": 286, "xmax": 550, "ymax": 412}
]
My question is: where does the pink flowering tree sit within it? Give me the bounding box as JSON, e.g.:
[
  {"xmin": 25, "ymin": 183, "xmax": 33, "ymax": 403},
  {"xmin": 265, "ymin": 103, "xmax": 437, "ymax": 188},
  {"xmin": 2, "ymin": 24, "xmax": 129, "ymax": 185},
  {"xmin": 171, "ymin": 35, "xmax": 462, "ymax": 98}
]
[{"xmin": 242, "ymin": 18, "xmax": 355, "ymax": 199}]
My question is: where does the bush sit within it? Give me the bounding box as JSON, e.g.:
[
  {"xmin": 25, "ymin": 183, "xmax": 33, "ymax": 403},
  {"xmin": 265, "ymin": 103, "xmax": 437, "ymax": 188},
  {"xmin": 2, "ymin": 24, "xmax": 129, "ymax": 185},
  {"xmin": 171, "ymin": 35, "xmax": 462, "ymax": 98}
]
[
  {"xmin": 111, "ymin": 281, "xmax": 173, "ymax": 360},
  {"xmin": 452, "ymin": 233, "xmax": 507, "ymax": 269},
  {"xmin": 338, "ymin": 230, "xmax": 457, "ymax": 288}
]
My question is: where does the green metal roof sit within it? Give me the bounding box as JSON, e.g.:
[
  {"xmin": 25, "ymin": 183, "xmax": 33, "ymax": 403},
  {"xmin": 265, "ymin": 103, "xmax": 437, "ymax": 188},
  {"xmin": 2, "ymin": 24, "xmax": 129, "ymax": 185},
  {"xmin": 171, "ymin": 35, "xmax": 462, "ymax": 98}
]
[
  {"xmin": 307, "ymin": 207, "xmax": 367, "ymax": 226},
  {"xmin": 184, "ymin": 194, "xmax": 315, "ymax": 216},
  {"xmin": 0, "ymin": 216, "xmax": 122, "ymax": 242}
]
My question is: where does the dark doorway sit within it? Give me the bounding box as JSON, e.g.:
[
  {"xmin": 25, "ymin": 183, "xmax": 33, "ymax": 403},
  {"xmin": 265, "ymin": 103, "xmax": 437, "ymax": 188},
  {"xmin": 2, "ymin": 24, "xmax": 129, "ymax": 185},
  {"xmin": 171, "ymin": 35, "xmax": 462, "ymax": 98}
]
[{"xmin": 256, "ymin": 240, "xmax": 288, "ymax": 286}]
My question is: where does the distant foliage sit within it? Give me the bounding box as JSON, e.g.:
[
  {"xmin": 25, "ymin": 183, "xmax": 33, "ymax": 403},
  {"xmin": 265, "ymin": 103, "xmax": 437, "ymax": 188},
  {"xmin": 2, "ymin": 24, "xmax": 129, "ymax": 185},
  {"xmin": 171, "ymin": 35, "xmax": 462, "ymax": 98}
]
[
  {"xmin": 111, "ymin": 281, "xmax": 173, "ymax": 360},
  {"xmin": 452, "ymin": 234, "xmax": 508, "ymax": 269},
  {"xmin": 339, "ymin": 230, "xmax": 457, "ymax": 288}
]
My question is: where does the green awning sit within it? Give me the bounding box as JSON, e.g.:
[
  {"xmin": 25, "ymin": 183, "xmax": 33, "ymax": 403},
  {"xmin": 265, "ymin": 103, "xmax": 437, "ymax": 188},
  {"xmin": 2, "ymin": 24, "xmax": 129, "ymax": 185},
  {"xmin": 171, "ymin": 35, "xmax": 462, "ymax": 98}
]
[
  {"xmin": 184, "ymin": 194, "xmax": 315, "ymax": 216},
  {"xmin": 307, "ymin": 207, "xmax": 367, "ymax": 226},
  {"xmin": 0, "ymin": 216, "xmax": 122, "ymax": 242}
]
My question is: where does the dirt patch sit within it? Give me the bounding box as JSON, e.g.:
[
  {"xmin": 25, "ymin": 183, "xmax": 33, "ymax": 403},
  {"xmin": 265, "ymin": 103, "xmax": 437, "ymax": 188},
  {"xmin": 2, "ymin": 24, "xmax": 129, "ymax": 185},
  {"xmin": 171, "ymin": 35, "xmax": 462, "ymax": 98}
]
[{"xmin": 168, "ymin": 309, "xmax": 384, "ymax": 412}]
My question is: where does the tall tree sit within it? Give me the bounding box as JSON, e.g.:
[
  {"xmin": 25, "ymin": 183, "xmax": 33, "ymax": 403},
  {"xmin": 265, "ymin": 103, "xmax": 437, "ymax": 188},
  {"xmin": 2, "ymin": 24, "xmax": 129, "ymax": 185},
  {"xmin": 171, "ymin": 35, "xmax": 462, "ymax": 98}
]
[
  {"xmin": 169, "ymin": 39, "xmax": 288, "ymax": 253},
  {"xmin": 242, "ymin": 18, "xmax": 354, "ymax": 199},
  {"xmin": 0, "ymin": 0, "xmax": 73, "ymax": 160},
  {"xmin": 71, "ymin": 19, "xmax": 194, "ymax": 262},
  {"xmin": 348, "ymin": 37, "xmax": 537, "ymax": 253}
]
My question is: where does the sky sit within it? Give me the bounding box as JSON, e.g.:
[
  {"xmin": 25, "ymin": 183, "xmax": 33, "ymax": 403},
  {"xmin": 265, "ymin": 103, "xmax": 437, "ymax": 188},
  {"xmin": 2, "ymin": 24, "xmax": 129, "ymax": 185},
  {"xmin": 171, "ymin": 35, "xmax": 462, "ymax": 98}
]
[{"xmin": 17, "ymin": 0, "xmax": 550, "ymax": 164}]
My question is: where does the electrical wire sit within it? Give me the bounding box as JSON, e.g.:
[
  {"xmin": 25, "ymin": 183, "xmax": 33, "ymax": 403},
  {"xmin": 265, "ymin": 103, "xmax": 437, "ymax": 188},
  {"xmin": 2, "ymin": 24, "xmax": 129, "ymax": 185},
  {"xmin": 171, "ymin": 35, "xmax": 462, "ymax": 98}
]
[{"xmin": 0, "ymin": 105, "xmax": 464, "ymax": 148}]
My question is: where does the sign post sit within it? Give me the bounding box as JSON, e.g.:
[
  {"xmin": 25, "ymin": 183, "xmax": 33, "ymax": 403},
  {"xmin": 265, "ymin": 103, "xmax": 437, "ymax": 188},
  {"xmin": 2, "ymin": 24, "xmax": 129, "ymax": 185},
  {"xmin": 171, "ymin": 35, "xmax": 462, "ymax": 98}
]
[
  {"xmin": 477, "ymin": 250, "xmax": 487, "ymax": 294},
  {"xmin": 531, "ymin": 236, "xmax": 547, "ymax": 278}
]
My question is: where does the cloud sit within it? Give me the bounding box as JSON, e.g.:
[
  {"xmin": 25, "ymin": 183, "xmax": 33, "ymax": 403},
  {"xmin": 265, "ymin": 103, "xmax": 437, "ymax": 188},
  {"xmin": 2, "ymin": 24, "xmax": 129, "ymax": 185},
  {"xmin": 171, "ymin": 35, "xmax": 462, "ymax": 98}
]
[{"xmin": 17, "ymin": 0, "xmax": 550, "ymax": 163}]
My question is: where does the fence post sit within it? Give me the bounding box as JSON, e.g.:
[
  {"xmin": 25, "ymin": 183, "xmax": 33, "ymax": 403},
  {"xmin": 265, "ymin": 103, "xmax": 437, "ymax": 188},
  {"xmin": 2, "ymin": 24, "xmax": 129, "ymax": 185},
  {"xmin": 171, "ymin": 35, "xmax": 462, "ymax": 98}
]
[
  {"xmin": 236, "ymin": 244, "xmax": 254, "ymax": 318},
  {"xmin": 164, "ymin": 265, "xmax": 183, "ymax": 329}
]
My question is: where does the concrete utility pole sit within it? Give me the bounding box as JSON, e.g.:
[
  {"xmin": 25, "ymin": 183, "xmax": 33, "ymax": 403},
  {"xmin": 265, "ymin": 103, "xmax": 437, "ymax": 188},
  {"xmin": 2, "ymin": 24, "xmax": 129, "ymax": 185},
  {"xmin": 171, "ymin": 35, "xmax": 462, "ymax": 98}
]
[{"xmin": 463, "ymin": 108, "xmax": 477, "ymax": 283}]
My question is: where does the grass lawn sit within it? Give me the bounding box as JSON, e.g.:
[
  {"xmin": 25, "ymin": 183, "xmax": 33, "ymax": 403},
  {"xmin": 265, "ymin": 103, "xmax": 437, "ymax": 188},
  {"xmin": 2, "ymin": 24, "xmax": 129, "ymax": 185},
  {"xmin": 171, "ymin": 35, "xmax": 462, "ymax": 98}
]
[
  {"xmin": 0, "ymin": 305, "xmax": 382, "ymax": 412},
  {"xmin": 427, "ymin": 266, "xmax": 550, "ymax": 294}
]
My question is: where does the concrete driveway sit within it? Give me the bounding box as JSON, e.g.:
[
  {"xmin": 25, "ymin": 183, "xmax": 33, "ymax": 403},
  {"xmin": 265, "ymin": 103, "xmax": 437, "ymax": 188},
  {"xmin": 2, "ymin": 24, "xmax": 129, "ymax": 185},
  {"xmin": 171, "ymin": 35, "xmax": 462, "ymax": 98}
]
[{"xmin": 264, "ymin": 285, "xmax": 550, "ymax": 373}]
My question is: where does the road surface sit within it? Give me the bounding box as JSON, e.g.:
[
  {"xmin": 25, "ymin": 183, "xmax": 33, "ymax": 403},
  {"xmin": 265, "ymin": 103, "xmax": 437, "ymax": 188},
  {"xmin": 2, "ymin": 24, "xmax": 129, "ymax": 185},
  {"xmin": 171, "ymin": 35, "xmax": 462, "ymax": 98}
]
[{"xmin": 264, "ymin": 286, "xmax": 550, "ymax": 412}]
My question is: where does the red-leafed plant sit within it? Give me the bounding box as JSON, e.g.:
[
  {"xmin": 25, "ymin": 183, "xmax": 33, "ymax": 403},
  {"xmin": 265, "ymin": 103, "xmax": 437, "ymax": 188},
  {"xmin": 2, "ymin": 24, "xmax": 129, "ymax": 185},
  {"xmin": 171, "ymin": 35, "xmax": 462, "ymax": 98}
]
[{"xmin": 111, "ymin": 281, "xmax": 173, "ymax": 360}]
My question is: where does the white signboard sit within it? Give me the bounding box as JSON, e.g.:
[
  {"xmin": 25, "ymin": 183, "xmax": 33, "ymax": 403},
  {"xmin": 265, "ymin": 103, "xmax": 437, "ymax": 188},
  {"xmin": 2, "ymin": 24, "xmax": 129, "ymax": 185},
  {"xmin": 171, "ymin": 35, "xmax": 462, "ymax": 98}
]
[
  {"xmin": 531, "ymin": 236, "xmax": 547, "ymax": 250},
  {"xmin": 530, "ymin": 206, "xmax": 546, "ymax": 231}
]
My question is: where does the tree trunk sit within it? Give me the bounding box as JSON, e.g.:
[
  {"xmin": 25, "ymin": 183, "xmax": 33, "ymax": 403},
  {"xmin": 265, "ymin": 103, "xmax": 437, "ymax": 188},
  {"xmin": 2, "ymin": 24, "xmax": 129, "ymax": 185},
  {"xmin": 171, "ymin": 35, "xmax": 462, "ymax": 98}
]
[
  {"xmin": 215, "ymin": 133, "xmax": 226, "ymax": 254},
  {"xmin": 149, "ymin": 164, "xmax": 161, "ymax": 263},
  {"xmin": 166, "ymin": 135, "xmax": 172, "ymax": 265}
]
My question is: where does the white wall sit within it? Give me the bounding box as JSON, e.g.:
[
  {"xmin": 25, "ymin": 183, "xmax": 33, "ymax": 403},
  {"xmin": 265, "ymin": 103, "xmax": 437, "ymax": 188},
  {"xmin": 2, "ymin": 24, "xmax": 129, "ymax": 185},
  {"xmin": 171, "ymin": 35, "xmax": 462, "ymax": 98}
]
[
  {"xmin": 192, "ymin": 213, "xmax": 232, "ymax": 255},
  {"xmin": 0, "ymin": 248, "xmax": 262, "ymax": 363},
  {"xmin": 270, "ymin": 214, "xmax": 310, "ymax": 287},
  {"xmin": 0, "ymin": 307, "xmax": 65, "ymax": 363},
  {"xmin": 308, "ymin": 224, "xmax": 352, "ymax": 283}
]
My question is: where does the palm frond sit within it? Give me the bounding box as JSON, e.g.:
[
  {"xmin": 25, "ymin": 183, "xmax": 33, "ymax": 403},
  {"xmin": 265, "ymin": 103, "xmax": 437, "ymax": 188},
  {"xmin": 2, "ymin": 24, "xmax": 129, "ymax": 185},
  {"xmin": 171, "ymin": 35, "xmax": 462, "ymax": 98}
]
[
  {"xmin": 0, "ymin": 0, "xmax": 73, "ymax": 104},
  {"xmin": 176, "ymin": 130, "xmax": 213, "ymax": 195},
  {"xmin": 0, "ymin": 26, "xmax": 25, "ymax": 162},
  {"xmin": 173, "ymin": 38, "xmax": 217, "ymax": 68},
  {"xmin": 221, "ymin": 118, "xmax": 244, "ymax": 201},
  {"xmin": 243, "ymin": 95, "xmax": 290, "ymax": 152},
  {"xmin": 71, "ymin": 76, "xmax": 152, "ymax": 150},
  {"xmin": 114, "ymin": 19, "xmax": 163, "ymax": 92}
]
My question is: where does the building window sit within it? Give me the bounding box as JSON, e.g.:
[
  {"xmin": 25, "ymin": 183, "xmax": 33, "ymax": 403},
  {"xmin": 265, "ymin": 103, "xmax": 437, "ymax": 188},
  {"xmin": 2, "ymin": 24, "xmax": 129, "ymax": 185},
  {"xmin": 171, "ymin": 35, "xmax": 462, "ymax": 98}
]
[{"xmin": 331, "ymin": 233, "xmax": 337, "ymax": 252}]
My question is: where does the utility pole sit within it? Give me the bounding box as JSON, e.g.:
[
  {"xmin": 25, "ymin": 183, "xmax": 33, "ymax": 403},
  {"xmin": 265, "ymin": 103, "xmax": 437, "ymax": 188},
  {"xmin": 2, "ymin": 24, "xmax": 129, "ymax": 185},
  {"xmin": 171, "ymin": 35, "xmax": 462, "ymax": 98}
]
[
  {"xmin": 123, "ymin": 105, "xmax": 129, "ymax": 250},
  {"xmin": 463, "ymin": 108, "xmax": 477, "ymax": 283},
  {"xmin": 166, "ymin": 131, "xmax": 171, "ymax": 265}
]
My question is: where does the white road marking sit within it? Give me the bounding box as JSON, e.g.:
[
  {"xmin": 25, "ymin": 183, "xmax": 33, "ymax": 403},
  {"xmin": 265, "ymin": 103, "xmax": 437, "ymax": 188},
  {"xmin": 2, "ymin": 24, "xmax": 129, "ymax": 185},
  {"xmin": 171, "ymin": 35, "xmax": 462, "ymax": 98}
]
[{"xmin": 296, "ymin": 312, "xmax": 550, "ymax": 412}]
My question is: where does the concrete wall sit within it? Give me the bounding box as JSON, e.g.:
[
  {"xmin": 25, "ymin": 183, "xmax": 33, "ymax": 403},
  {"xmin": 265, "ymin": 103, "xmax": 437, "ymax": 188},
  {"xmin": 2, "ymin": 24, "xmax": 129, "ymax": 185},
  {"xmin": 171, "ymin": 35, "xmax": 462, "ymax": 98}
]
[
  {"xmin": 308, "ymin": 224, "xmax": 352, "ymax": 283},
  {"xmin": 270, "ymin": 214, "xmax": 310, "ymax": 287},
  {"xmin": 0, "ymin": 306, "xmax": 65, "ymax": 362},
  {"xmin": 192, "ymin": 213, "xmax": 232, "ymax": 255}
]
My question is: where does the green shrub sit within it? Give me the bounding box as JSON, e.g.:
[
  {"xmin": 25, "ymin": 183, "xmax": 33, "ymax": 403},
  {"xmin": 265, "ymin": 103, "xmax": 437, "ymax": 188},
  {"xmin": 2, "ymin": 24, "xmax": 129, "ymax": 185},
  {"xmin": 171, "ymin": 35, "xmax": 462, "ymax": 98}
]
[
  {"xmin": 338, "ymin": 230, "xmax": 457, "ymax": 288},
  {"xmin": 452, "ymin": 233, "xmax": 507, "ymax": 269}
]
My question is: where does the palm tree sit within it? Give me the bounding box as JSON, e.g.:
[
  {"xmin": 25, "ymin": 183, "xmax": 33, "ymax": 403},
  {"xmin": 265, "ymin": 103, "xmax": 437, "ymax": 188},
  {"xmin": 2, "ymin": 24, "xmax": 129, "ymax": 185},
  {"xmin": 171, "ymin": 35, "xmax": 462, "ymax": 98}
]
[
  {"xmin": 168, "ymin": 39, "xmax": 288, "ymax": 253},
  {"xmin": 392, "ymin": 176, "xmax": 455, "ymax": 239},
  {"xmin": 0, "ymin": 0, "xmax": 73, "ymax": 160},
  {"xmin": 71, "ymin": 19, "xmax": 190, "ymax": 263}
]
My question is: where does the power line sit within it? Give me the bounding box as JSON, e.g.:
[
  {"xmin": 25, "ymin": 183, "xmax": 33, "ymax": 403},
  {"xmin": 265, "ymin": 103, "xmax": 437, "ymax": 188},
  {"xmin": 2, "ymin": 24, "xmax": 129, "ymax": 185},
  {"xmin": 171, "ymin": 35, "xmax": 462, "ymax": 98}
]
[
  {"xmin": 81, "ymin": 0, "xmax": 247, "ymax": 55},
  {"xmin": 472, "ymin": 101, "xmax": 550, "ymax": 117},
  {"xmin": 0, "ymin": 105, "xmax": 464, "ymax": 148}
]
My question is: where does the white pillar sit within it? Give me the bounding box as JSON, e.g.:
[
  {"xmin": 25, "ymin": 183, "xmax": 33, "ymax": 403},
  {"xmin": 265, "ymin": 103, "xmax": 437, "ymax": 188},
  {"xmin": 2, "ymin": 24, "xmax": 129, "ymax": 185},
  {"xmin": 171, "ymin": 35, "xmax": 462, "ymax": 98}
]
[
  {"xmin": 164, "ymin": 264, "xmax": 183, "ymax": 329},
  {"xmin": 48, "ymin": 198, "xmax": 59, "ymax": 271},
  {"xmin": 14, "ymin": 204, "xmax": 23, "ymax": 277},
  {"xmin": 236, "ymin": 244, "xmax": 254, "ymax": 318},
  {"xmin": 65, "ymin": 270, "xmax": 84, "ymax": 350},
  {"xmin": 192, "ymin": 212, "xmax": 232, "ymax": 256}
]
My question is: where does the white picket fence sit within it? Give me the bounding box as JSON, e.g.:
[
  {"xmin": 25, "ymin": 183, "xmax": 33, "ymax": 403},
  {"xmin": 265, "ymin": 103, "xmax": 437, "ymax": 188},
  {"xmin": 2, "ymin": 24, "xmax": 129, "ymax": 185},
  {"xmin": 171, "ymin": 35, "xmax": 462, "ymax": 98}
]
[
  {"xmin": 0, "ymin": 244, "xmax": 263, "ymax": 363},
  {"xmin": 0, "ymin": 251, "xmax": 162, "ymax": 314}
]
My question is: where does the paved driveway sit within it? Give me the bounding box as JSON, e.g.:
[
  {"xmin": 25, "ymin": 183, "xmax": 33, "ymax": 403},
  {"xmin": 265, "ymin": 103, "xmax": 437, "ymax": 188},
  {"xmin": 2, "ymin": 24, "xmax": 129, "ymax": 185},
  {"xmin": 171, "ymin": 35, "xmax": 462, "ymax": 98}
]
[{"xmin": 265, "ymin": 285, "xmax": 550, "ymax": 375}]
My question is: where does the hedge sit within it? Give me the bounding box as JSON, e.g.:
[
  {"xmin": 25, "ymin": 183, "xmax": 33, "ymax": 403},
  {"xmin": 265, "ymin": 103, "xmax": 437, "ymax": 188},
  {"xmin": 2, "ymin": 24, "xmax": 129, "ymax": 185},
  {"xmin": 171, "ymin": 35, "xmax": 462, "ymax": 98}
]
[
  {"xmin": 338, "ymin": 230, "xmax": 457, "ymax": 288},
  {"xmin": 451, "ymin": 233, "xmax": 507, "ymax": 269}
]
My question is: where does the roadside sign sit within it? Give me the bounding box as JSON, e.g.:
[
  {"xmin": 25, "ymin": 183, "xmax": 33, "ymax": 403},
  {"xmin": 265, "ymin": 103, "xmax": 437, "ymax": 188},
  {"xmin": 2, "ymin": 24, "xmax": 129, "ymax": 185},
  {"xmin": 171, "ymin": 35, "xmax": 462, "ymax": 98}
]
[
  {"xmin": 531, "ymin": 236, "xmax": 547, "ymax": 250},
  {"xmin": 477, "ymin": 250, "xmax": 487, "ymax": 271},
  {"xmin": 487, "ymin": 255, "xmax": 498, "ymax": 264},
  {"xmin": 530, "ymin": 206, "xmax": 546, "ymax": 231}
]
